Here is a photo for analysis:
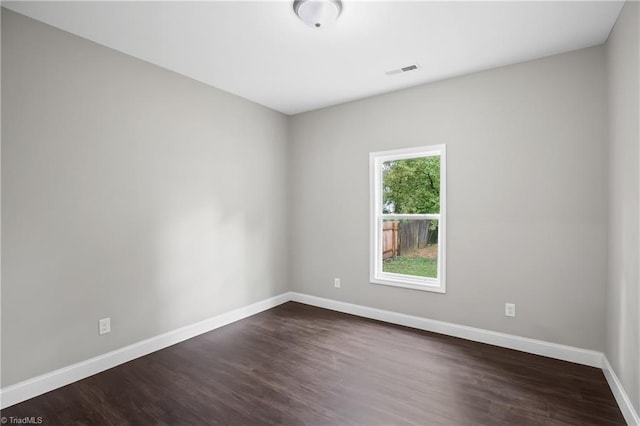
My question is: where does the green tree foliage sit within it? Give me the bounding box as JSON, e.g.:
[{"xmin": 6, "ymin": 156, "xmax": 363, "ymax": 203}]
[{"xmin": 382, "ymin": 157, "xmax": 440, "ymax": 214}]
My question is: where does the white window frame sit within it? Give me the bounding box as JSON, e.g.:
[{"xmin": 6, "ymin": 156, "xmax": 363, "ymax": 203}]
[{"xmin": 369, "ymin": 145, "xmax": 446, "ymax": 293}]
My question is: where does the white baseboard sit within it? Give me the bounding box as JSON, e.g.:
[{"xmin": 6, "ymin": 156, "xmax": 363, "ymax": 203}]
[
  {"xmin": 602, "ymin": 356, "xmax": 640, "ymax": 426},
  {"xmin": 0, "ymin": 292, "xmax": 291, "ymax": 410},
  {"xmin": 289, "ymin": 292, "xmax": 604, "ymax": 368}
]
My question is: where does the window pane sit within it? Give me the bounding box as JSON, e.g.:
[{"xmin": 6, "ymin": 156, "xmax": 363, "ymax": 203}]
[
  {"xmin": 381, "ymin": 219, "xmax": 438, "ymax": 278},
  {"xmin": 382, "ymin": 156, "xmax": 440, "ymax": 214}
]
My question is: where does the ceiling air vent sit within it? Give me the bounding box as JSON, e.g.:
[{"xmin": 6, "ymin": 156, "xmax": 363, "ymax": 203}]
[{"xmin": 386, "ymin": 64, "xmax": 420, "ymax": 76}]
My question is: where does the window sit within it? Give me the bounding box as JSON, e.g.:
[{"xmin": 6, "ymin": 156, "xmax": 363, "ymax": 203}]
[{"xmin": 370, "ymin": 145, "xmax": 446, "ymax": 293}]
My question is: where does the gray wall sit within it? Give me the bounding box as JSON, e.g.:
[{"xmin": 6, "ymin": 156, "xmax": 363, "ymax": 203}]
[
  {"xmin": 606, "ymin": 0, "xmax": 640, "ymax": 414},
  {"xmin": 289, "ymin": 46, "xmax": 608, "ymax": 351},
  {"xmin": 1, "ymin": 9, "xmax": 289, "ymax": 387}
]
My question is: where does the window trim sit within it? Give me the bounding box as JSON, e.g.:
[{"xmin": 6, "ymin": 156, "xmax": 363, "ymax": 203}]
[{"xmin": 369, "ymin": 145, "xmax": 447, "ymax": 293}]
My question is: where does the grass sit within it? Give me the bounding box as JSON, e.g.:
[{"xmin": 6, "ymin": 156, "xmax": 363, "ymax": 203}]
[{"xmin": 383, "ymin": 256, "xmax": 437, "ymax": 278}]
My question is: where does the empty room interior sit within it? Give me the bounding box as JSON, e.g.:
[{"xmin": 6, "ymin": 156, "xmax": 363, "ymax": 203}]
[{"xmin": 1, "ymin": 0, "xmax": 639, "ymax": 424}]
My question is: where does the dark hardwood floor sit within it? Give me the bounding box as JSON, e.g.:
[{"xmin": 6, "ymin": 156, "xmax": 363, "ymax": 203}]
[{"xmin": 1, "ymin": 302, "xmax": 625, "ymax": 425}]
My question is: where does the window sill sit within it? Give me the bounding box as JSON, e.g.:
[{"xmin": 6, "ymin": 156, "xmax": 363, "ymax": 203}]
[{"xmin": 370, "ymin": 275, "xmax": 446, "ymax": 293}]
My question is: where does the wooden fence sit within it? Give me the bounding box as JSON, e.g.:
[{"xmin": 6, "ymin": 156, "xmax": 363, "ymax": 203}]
[
  {"xmin": 383, "ymin": 220, "xmax": 437, "ymax": 259},
  {"xmin": 382, "ymin": 221, "xmax": 399, "ymax": 259}
]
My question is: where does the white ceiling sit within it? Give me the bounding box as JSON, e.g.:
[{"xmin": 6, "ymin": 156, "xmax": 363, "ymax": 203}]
[{"xmin": 3, "ymin": 1, "xmax": 625, "ymax": 115}]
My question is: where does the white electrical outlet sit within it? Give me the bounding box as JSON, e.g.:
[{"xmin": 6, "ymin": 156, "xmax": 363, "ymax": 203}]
[
  {"xmin": 99, "ymin": 318, "xmax": 111, "ymax": 335},
  {"xmin": 505, "ymin": 303, "xmax": 516, "ymax": 317},
  {"xmin": 334, "ymin": 278, "xmax": 341, "ymax": 288}
]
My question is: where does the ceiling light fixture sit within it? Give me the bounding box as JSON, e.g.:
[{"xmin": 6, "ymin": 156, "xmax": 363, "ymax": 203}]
[{"xmin": 293, "ymin": 0, "xmax": 343, "ymax": 29}]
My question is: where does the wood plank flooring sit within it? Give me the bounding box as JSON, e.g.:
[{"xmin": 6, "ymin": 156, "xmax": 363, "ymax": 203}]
[{"xmin": 1, "ymin": 302, "xmax": 625, "ymax": 425}]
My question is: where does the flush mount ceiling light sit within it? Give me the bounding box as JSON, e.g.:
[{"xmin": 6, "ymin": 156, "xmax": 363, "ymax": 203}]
[{"xmin": 293, "ymin": 0, "xmax": 343, "ymax": 29}]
